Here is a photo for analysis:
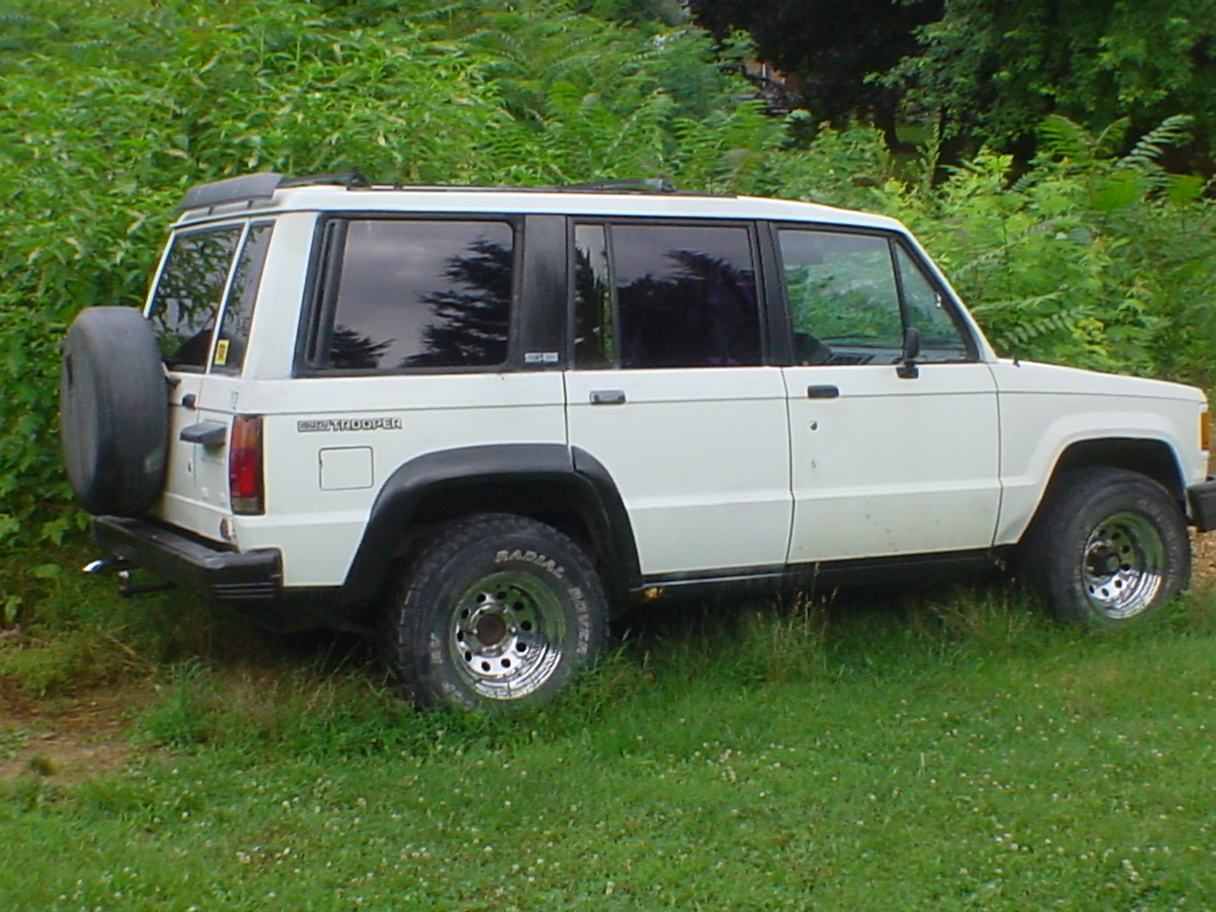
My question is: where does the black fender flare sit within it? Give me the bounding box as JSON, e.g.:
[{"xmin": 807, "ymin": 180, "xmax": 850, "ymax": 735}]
[{"xmin": 336, "ymin": 444, "xmax": 640, "ymax": 611}]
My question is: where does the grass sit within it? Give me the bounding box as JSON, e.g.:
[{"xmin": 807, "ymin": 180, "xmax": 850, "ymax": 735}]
[{"xmin": 3, "ymin": 540, "xmax": 1216, "ymax": 909}]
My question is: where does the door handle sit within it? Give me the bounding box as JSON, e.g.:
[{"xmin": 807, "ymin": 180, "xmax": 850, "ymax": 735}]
[
  {"xmin": 806, "ymin": 384, "xmax": 840, "ymax": 399},
  {"xmin": 179, "ymin": 420, "xmax": 227, "ymax": 446},
  {"xmin": 590, "ymin": 390, "xmax": 626, "ymax": 405}
]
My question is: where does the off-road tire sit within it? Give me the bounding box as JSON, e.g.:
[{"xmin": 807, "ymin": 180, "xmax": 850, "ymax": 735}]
[
  {"xmin": 59, "ymin": 306, "xmax": 169, "ymax": 516},
  {"xmin": 381, "ymin": 513, "xmax": 609, "ymax": 711},
  {"xmin": 1021, "ymin": 467, "xmax": 1190, "ymax": 625}
]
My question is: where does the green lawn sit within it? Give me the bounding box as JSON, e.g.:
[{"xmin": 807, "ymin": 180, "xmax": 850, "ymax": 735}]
[{"xmin": 3, "ymin": 574, "xmax": 1216, "ymax": 910}]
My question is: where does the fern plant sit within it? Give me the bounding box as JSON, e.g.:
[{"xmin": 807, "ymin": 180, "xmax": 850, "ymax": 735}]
[{"xmin": 874, "ymin": 115, "xmax": 1214, "ymax": 377}]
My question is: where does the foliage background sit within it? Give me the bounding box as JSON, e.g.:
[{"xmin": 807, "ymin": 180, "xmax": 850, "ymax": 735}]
[
  {"xmin": 0, "ymin": 0, "xmax": 1214, "ymax": 543},
  {"xmin": 890, "ymin": 0, "xmax": 1216, "ymax": 166},
  {"xmin": 689, "ymin": 0, "xmax": 1216, "ymax": 171}
]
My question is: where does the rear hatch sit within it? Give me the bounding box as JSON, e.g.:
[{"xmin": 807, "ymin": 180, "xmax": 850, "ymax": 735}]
[{"xmin": 144, "ymin": 219, "xmax": 274, "ymax": 544}]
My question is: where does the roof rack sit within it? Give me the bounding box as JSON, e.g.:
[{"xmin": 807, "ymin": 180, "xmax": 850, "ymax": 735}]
[
  {"xmin": 561, "ymin": 178, "xmax": 678, "ymax": 194},
  {"xmin": 177, "ymin": 171, "xmax": 692, "ymax": 213}
]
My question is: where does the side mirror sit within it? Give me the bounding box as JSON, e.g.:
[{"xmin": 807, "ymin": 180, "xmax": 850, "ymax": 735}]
[{"xmin": 897, "ymin": 326, "xmax": 920, "ymax": 379}]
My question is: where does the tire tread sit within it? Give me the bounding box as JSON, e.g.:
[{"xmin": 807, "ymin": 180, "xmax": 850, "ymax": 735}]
[
  {"xmin": 381, "ymin": 512, "xmax": 608, "ymax": 710},
  {"xmin": 1021, "ymin": 466, "xmax": 1189, "ymax": 624}
]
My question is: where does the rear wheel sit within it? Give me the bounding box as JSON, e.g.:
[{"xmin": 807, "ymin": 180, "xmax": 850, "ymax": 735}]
[
  {"xmin": 381, "ymin": 513, "xmax": 609, "ymax": 711},
  {"xmin": 1021, "ymin": 467, "xmax": 1190, "ymax": 625}
]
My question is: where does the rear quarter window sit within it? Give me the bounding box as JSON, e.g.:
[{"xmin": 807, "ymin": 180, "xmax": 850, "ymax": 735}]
[{"xmin": 309, "ymin": 218, "xmax": 515, "ymax": 372}]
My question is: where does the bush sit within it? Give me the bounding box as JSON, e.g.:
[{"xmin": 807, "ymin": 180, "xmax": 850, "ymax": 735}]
[
  {"xmin": 0, "ymin": 0, "xmax": 770, "ymax": 541},
  {"xmin": 0, "ymin": 0, "xmax": 1213, "ymax": 544},
  {"xmin": 884, "ymin": 117, "xmax": 1216, "ymax": 381}
]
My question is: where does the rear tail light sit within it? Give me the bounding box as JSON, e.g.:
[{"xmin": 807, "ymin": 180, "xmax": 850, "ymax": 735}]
[
  {"xmin": 1202, "ymin": 409, "xmax": 1211, "ymax": 453},
  {"xmin": 229, "ymin": 415, "xmax": 264, "ymax": 515}
]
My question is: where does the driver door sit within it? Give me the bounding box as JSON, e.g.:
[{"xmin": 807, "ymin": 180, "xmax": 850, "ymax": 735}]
[{"xmin": 776, "ymin": 227, "xmax": 1002, "ymax": 563}]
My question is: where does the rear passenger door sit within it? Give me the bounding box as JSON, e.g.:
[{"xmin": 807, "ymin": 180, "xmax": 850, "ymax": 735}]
[{"xmin": 564, "ymin": 221, "xmax": 792, "ymax": 578}]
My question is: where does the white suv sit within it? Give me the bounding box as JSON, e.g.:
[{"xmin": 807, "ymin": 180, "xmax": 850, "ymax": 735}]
[{"xmin": 60, "ymin": 172, "xmax": 1216, "ymax": 710}]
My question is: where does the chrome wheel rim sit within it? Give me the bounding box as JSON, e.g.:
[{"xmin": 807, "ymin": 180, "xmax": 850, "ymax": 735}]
[
  {"xmin": 1082, "ymin": 511, "xmax": 1165, "ymax": 619},
  {"xmin": 448, "ymin": 571, "xmax": 566, "ymax": 700}
]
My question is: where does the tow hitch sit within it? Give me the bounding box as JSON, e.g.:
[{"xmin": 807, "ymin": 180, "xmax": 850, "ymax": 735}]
[{"xmin": 83, "ymin": 557, "xmax": 177, "ymax": 598}]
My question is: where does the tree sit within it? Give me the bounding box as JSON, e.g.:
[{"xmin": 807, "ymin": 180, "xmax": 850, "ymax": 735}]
[
  {"xmin": 331, "ymin": 327, "xmax": 394, "ymax": 370},
  {"xmin": 688, "ymin": 0, "xmax": 944, "ymax": 147},
  {"xmin": 573, "ymin": 0, "xmax": 686, "ymax": 25},
  {"xmin": 892, "ymin": 0, "xmax": 1216, "ymax": 168}
]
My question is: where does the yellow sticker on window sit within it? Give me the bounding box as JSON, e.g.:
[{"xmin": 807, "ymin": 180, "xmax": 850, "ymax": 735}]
[{"xmin": 214, "ymin": 339, "xmax": 230, "ymax": 366}]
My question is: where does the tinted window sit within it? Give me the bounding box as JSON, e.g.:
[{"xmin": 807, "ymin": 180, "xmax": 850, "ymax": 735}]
[
  {"xmin": 149, "ymin": 226, "xmax": 242, "ymax": 369},
  {"xmin": 322, "ymin": 220, "xmax": 513, "ymax": 371},
  {"xmin": 575, "ymin": 223, "xmax": 761, "ymax": 369}
]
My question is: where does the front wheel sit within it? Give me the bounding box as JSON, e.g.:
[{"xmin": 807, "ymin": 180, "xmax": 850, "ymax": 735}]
[
  {"xmin": 1021, "ymin": 467, "xmax": 1190, "ymax": 625},
  {"xmin": 381, "ymin": 513, "xmax": 609, "ymax": 711}
]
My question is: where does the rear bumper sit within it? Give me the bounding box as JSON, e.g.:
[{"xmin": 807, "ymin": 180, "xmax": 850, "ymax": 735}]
[
  {"xmin": 1188, "ymin": 479, "xmax": 1216, "ymax": 532},
  {"xmin": 92, "ymin": 515, "xmax": 282, "ymax": 604}
]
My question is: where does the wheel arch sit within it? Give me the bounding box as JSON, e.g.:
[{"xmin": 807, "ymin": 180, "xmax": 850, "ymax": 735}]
[
  {"xmin": 335, "ymin": 444, "xmax": 640, "ymax": 613},
  {"xmin": 1048, "ymin": 437, "xmax": 1187, "ymax": 505},
  {"xmin": 1007, "ymin": 436, "xmax": 1190, "ymax": 549}
]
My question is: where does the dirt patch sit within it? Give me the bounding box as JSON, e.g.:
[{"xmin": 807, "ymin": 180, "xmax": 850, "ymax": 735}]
[
  {"xmin": 1193, "ymin": 530, "xmax": 1216, "ymax": 587},
  {"xmin": 0, "ymin": 683, "xmax": 154, "ymax": 785}
]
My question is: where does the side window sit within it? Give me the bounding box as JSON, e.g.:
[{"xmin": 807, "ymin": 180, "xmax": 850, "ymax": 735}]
[
  {"xmin": 778, "ymin": 228, "xmax": 971, "ymax": 365},
  {"xmin": 779, "ymin": 230, "xmax": 904, "ymax": 365},
  {"xmin": 148, "ymin": 226, "xmax": 242, "ymax": 369},
  {"xmin": 894, "ymin": 245, "xmax": 970, "ymax": 362},
  {"xmin": 318, "ymin": 219, "xmax": 514, "ymax": 371},
  {"xmin": 574, "ymin": 222, "xmax": 761, "ymax": 369},
  {"xmin": 574, "ymin": 224, "xmax": 613, "ymax": 369}
]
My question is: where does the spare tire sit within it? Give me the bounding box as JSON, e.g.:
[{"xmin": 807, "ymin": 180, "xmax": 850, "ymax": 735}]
[{"xmin": 60, "ymin": 306, "xmax": 170, "ymax": 516}]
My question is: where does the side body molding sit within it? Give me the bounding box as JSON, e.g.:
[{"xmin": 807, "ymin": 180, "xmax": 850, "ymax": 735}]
[{"xmin": 335, "ymin": 444, "xmax": 642, "ymax": 612}]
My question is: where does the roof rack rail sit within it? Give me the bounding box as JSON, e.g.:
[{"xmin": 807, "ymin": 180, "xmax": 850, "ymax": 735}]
[
  {"xmin": 176, "ymin": 172, "xmax": 702, "ymax": 212},
  {"xmin": 562, "ymin": 178, "xmax": 678, "ymax": 194}
]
